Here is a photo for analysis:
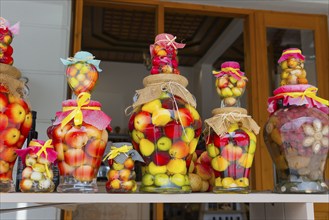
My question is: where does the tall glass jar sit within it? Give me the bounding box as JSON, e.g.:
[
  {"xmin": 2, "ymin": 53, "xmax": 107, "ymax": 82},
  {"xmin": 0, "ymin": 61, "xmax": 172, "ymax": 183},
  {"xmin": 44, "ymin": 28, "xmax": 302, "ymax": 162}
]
[
  {"xmin": 204, "ymin": 107, "xmax": 260, "ymax": 193},
  {"xmin": 0, "ymin": 64, "xmax": 32, "ymax": 192},
  {"xmin": 264, "ymin": 84, "xmax": 329, "ymax": 193},
  {"xmin": 128, "ymin": 74, "xmax": 202, "ymax": 193},
  {"xmin": 213, "ymin": 61, "xmax": 248, "ymax": 107},
  {"xmin": 50, "ymin": 92, "xmax": 111, "ymax": 193},
  {"xmin": 16, "ymin": 139, "xmax": 57, "ymax": 192}
]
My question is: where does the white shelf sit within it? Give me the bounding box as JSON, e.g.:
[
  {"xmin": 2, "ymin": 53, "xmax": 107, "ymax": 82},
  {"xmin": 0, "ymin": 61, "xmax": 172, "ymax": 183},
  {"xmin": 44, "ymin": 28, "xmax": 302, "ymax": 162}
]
[{"xmin": 1, "ymin": 192, "xmax": 328, "ymax": 204}]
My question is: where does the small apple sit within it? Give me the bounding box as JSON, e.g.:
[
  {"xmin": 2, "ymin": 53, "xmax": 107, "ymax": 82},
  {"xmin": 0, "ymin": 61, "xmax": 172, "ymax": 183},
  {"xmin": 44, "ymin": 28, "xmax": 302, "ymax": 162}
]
[
  {"xmin": 64, "ymin": 128, "xmax": 89, "ymax": 149},
  {"xmin": 237, "ymin": 79, "xmax": 246, "ymax": 88},
  {"xmin": 64, "ymin": 148, "xmax": 86, "ymax": 167},
  {"xmin": 175, "ymin": 108, "xmax": 193, "ymax": 127},
  {"xmin": 154, "ymin": 173, "xmax": 169, "ymax": 186},
  {"xmin": 20, "ymin": 112, "xmax": 32, "ymax": 137},
  {"xmin": 156, "ymin": 136, "xmax": 172, "ymax": 151},
  {"xmin": 131, "ymin": 129, "xmax": 144, "ymax": 144},
  {"xmin": 20, "ymin": 179, "xmax": 33, "ymax": 192},
  {"xmin": 0, "ymin": 113, "xmax": 9, "ymax": 131},
  {"xmin": 119, "ymin": 169, "xmax": 132, "ymax": 181},
  {"xmin": 169, "ymin": 140, "xmax": 189, "ymax": 159},
  {"xmin": 217, "ymin": 77, "xmax": 229, "ymax": 89},
  {"xmin": 148, "ymin": 161, "xmax": 167, "ymax": 175},
  {"xmin": 152, "ymin": 151, "xmax": 171, "ymax": 166},
  {"xmin": 52, "ymin": 124, "xmax": 72, "ymax": 141},
  {"xmin": 73, "ymin": 165, "xmax": 95, "ymax": 182},
  {"xmin": 196, "ymin": 151, "xmax": 212, "ymax": 165},
  {"xmin": 151, "ymin": 108, "xmax": 173, "ymax": 126},
  {"xmin": 109, "ymin": 179, "xmax": 121, "ymax": 190},
  {"xmin": 0, "ymin": 160, "xmax": 9, "ymax": 174},
  {"xmin": 85, "ymin": 139, "xmax": 106, "ymax": 158},
  {"xmin": 164, "ymin": 121, "xmax": 182, "ymax": 139},
  {"xmin": 142, "ymin": 99, "xmax": 162, "ymax": 114},
  {"xmin": 139, "ymin": 138, "xmax": 155, "ymax": 157},
  {"xmin": 142, "ymin": 173, "xmax": 154, "ymax": 186},
  {"xmin": 123, "ymin": 157, "xmax": 135, "ymax": 170},
  {"xmin": 195, "ymin": 163, "xmax": 213, "ymax": 181},
  {"xmin": 181, "ymin": 127, "xmax": 195, "ymax": 143},
  {"xmin": 5, "ymin": 103, "xmax": 26, "ymax": 124},
  {"xmin": 134, "ymin": 111, "xmax": 151, "ymax": 132},
  {"xmin": 1, "ymin": 127, "xmax": 20, "ymax": 146},
  {"xmin": 122, "ymin": 180, "xmax": 137, "ymax": 192},
  {"xmin": 107, "ymin": 169, "xmax": 119, "ymax": 180}
]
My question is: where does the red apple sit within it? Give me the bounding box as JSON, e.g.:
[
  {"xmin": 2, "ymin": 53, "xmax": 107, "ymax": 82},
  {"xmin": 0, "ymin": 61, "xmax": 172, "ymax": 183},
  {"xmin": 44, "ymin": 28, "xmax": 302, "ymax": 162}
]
[
  {"xmin": 20, "ymin": 112, "xmax": 32, "ymax": 137},
  {"xmin": 169, "ymin": 140, "xmax": 189, "ymax": 159},
  {"xmin": 0, "ymin": 112, "xmax": 9, "ymax": 131},
  {"xmin": 107, "ymin": 169, "xmax": 119, "ymax": 181},
  {"xmin": 15, "ymin": 98, "xmax": 30, "ymax": 114},
  {"xmin": 119, "ymin": 169, "xmax": 132, "ymax": 181},
  {"xmin": 1, "ymin": 127, "xmax": 20, "ymax": 146},
  {"xmin": 85, "ymin": 139, "xmax": 106, "ymax": 158},
  {"xmin": 164, "ymin": 121, "xmax": 182, "ymax": 139},
  {"xmin": 134, "ymin": 111, "xmax": 151, "ymax": 132},
  {"xmin": 0, "ymin": 146, "xmax": 17, "ymax": 162},
  {"xmin": 175, "ymin": 108, "xmax": 193, "ymax": 127},
  {"xmin": 84, "ymin": 124, "xmax": 102, "ymax": 140},
  {"xmin": 0, "ymin": 93, "xmax": 8, "ymax": 112},
  {"xmin": 52, "ymin": 124, "xmax": 72, "ymax": 141},
  {"xmin": 0, "ymin": 160, "xmax": 10, "ymax": 174},
  {"xmin": 123, "ymin": 157, "xmax": 135, "ymax": 170},
  {"xmin": 5, "ymin": 103, "xmax": 26, "ymax": 124},
  {"xmin": 233, "ymin": 131, "xmax": 250, "ymax": 147},
  {"xmin": 64, "ymin": 128, "xmax": 88, "ymax": 149},
  {"xmin": 144, "ymin": 124, "xmax": 162, "ymax": 142},
  {"xmin": 1, "ymin": 56, "xmax": 13, "ymax": 65},
  {"xmin": 213, "ymin": 134, "xmax": 230, "ymax": 148},
  {"xmin": 64, "ymin": 148, "xmax": 86, "ymax": 167},
  {"xmin": 195, "ymin": 163, "xmax": 214, "ymax": 181},
  {"xmin": 4, "ymin": 45, "xmax": 13, "ymax": 56},
  {"xmin": 152, "ymin": 151, "xmax": 171, "ymax": 166},
  {"xmin": 73, "ymin": 165, "xmax": 95, "ymax": 182},
  {"xmin": 196, "ymin": 151, "xmax": 212, "ymax": 165}
]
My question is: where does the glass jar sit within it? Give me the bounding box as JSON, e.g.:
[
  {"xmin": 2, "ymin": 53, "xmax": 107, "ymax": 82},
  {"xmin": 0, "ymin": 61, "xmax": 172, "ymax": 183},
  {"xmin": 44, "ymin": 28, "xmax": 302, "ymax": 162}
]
[
  {"xmin": 50, "ymin": 92, "xmax": 111, "ymax": 193},
  {"xmin": 104, "ymin": 144, "xmax": 143, "ymax": 193},
  {"xmin": 204, "ymin": 107, "xmax": 260, "ymax": 193},
  {"xmin": 149, "ymin": 33, "xmax": 185, "ymax": 75},
  {"xmin": 213, "ymin": 61, "xmax": 248, "ymax": 107},
  {"xmin": 278, "ymin": 48, "xmax": 308, "ymax": 86},
  {"xmin": 16, "ymin": 139, "xmax": 57, "ymax": 192},
  {"xmin": 0, "ymin": 64, "xmax": 31, "ymax": 192},
  {"xmin": 128, "ymin": 74, "xmax": 202, "ymax": 193},
  {"xmin": 0, "ymin": 17, "xmax": 19, "ymax": 65},
  {"xmin": 264, "ymin": 85, "xmax": 329, "ymax": 193}
]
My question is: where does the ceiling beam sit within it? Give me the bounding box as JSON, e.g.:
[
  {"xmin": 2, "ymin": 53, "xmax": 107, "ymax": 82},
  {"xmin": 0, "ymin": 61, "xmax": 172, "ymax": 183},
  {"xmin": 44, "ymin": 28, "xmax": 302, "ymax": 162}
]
[{"xmin": 195, "ymin": 18, "xmax": 243, "ymax": 66}]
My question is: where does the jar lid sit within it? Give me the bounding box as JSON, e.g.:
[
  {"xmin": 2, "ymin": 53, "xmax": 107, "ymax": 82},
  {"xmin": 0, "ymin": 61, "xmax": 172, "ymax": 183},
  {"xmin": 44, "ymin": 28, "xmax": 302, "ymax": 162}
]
[
  {"xmin": 143, "ymin": 73, "xmax": 188, "ymax": 87},
  {"xmin": 0, "ymin": 63, "xmax": 21, "ymax": 79},
  {"xmin": 212, "ymin": 107, "xmax": 247, "ymax": 116}
]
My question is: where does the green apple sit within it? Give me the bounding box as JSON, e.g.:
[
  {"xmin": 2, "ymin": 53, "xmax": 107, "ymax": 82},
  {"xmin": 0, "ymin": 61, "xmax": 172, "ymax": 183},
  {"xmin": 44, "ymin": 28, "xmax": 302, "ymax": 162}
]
[
  {"xmin": 154, "ymin": 173, "xmax": 169, "ymax": 186},
  {"xmin": 139, "ymin": 138, "xmax": 155, "ymax": 156},
  {"xmin": 156, "ymin": 136, "xmax": 172, "ymax": 151},
  {"xmin": 142, "ymin": 173, "xmax": 154, "ymax": 186},
  {"xmin": 148, "ymin": 161, "xmax": 167, "ymax": 175},
  {"xmin": 181, "ymin": 127, "xmax": 195, "ymax": 143},
  {"xmin": 131, "ymin": 129, "xmax": 144, "ymax": 144},
  {"xmin": 142, "ymin": 99, "xmax": 162, "ymax": 114},
  {"xmin": 170, "ymin": 173, "xmax": 186, "ymax": 187}
]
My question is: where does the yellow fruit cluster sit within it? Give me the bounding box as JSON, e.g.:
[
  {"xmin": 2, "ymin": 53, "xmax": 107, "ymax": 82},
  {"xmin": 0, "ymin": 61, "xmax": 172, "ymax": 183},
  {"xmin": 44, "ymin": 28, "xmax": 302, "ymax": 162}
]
[{"xmin": 280, "ymin": 58, "xmax": 308, "ymax": 86}]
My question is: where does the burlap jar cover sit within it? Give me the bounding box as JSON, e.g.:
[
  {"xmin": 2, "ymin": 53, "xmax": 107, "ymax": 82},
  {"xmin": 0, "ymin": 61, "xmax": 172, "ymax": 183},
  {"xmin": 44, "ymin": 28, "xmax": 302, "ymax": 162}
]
[
  {"xmin": 132, "ymin": 73, "xmax": 196, "ymax": 109},
  {"xmin": 204, "ymin": 107, "xmax": 260, "ymax": 136},
  {"xmin": 0, "ymin": 63, "xmax": 25, "ymax": 98}
]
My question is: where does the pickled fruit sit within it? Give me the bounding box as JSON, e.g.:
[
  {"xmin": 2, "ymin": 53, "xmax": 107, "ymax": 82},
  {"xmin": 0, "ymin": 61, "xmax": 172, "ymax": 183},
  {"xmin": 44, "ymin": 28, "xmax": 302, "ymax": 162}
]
[{"xmin": 0, "ymin": 17, "xmax": 19, "ymax": 65}]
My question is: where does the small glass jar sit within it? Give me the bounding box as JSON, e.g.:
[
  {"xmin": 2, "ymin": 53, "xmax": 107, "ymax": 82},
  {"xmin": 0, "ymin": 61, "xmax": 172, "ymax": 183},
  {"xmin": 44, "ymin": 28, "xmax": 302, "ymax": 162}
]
[
  {"xmin": 104, "ymin": 144, "xmax": 143, "ymax": 193},
  {"xmin": 278, "ymin": 48, "xmax": 308, "ymax": 86},
  {"xmin": 50, "ymin": 93, "xmax": 111, "ymax": 193},
  {"xmin": 204, "ymin": 107, "xmax": 260, "ymax": 193},
  {"xmin": 213, "ymin": 61, "xmax": 248, "ymax": 107},
  {"xmin": 0, "ymin": 17, "xmax": 19, "ymax": 65},
  {"xmin": 264, "ymin": 85, "xmax": 329, "ymax": 193},
  {"xmin": 0, "ymin": 64, "xmax": 31, "ymax": 192},
  {"xmin": 16, "ymin": 140, "xmax": 57, "ymax": 192},
  {"xmin": 128, "ymin": 74, "xmax": 202, "ymax": 193}
]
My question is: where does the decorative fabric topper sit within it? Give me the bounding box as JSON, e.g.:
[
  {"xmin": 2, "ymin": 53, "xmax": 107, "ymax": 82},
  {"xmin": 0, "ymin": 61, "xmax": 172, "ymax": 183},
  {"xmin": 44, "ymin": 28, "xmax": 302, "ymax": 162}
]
[
  {"xmin": 0, "ymin": 17, "xmax": 20, "ymax": 35},
  {"xmin": 278, "ymin": 48, "xmax": 305, "ymax": 64},
  {"xmin": 267, "ymin": 84, "xmax": 329, "ymax": 114},
  {"xmin": 150, "ymin": 33, "xmax": 185, "ymax": 56},
  {"xmin": 60, "ymin": 51, "xmax": 102, "ymax": 72},
  {"xmin": 212, "ymin": 61, "xmax": 247, "ymax": 81},
  {"xmin": 103, "ymin": 144, "xmax": 144, "ymax": 164}
]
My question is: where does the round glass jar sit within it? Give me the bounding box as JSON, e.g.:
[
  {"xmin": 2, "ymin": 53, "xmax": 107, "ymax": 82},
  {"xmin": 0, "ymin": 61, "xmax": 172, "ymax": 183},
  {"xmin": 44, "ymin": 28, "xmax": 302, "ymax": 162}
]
[
  {"xmin": 264, "ymin": 85, "xmax": 329, "ymax": 193},
  {"xmin": 16, "ymin": 140, "xmax": 57, "ymax": 193},
  {"xmin": 0, "ymin": 64, "xmax": 32, "ymax": 192},
  {"xmin": 213, "ymin": 62, "xmax": 247, "ymax": 107},
  {"xmin": 128, "ymin": 74, "xmax": 202, "ymax": 193},
  {"xmin": 50, "ymin": 93, "xmax": 111, "ymax": 193},
  {"xmin": 204, "ymin": 107, "xmax": 260, "ymax": 193}
]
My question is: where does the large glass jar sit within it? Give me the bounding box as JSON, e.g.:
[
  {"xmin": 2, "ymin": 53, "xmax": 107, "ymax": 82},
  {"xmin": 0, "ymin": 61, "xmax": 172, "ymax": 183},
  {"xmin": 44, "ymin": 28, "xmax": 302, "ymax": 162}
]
[
  {"xmin": 0, "ymin": 64, "xmax": 32, "ymax": 192},
  {"xmin": 16, "ymin": 139, "xmax": 57, "ymax": 192},
  {"xmin": 128, "ymin": 74, "xmax": 202, "ymax": 193},
  {"xmin": 264, "ymin": 85, "xmax": 329, "ymax": 193},
  {"xmin": 49, "ymin": 92, "xmax": 111, "ymax": 193},
  {"xmin": 204, "ymin": 107, "xmax": 260, "ymax": 193}
]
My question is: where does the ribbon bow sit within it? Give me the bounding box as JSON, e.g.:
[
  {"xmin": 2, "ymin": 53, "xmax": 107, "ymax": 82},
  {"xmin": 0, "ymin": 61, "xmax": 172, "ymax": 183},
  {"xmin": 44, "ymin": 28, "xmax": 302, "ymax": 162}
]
[
  {"xmin": 276, "ymin": 87, "xmax": 329, "ymax": 106},
  {"xmin": 103, "ymin": 145, "xmax": 133, "ymax": 161},
  {"xmin": 30, "ymin": 139, "xmax": 53, "ymax": 178},
  {"xmin": 213, "ymin": 67, "xmax": 247, "ymax": 80},
  {"xmin": 61, "ymin": 92, "xmax": 100, "ymax": 128}
]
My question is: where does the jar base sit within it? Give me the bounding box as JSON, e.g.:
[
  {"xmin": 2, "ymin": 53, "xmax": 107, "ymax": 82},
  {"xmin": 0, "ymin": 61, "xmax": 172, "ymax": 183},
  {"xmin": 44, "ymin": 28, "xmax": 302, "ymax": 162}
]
[
  {"xmin": 56, "ymin": 176, "xmax": 98, "ymax": 193},
  {"xmin": 0, "ymin": 180, "xmax": 15, "ymax": 192},
  {"xmin": 213, "ymin": 186, "xmax": 250, "ymax": 194},
  {"xmin": 274, "ymin": 181, "xmax": 328, "ymax": 194},
  {"xmin": 140, "ymin": 186, "xmax": 191, "ymax": 194}
]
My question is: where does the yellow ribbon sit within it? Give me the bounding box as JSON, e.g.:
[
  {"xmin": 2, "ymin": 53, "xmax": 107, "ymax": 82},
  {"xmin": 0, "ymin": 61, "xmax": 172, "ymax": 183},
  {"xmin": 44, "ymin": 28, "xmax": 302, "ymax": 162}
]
[
  {"xmin": 61, "ymin": 92, "xmax": 100, "ymax": 128},
  {"xmin": 103, "ymin": 145, "xmax": 133, "ymax": 161},
  {"xmin": 30, "ymin": 139, "xmax": 53, "ymax": 178},
  {"xmin": 282, "ymin": 49, "xmax": 302, "ymax": 55},
  {"xmin": 212, "ymin": 67, "xmax": 247, "ymax": 80},
  {"xmin": 275, "ymin": 87, "xmax": 329, "ymax": 106}
]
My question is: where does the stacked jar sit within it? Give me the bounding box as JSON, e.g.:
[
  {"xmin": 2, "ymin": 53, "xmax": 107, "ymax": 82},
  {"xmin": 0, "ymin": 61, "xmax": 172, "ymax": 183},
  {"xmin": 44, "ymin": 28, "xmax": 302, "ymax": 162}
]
[
  {"xmin": 16, "ymin": 140, "xmax": 57, "ymax": 192},
  {"xmin": 150, "ymin": 33, "xmax": 185, "ymax": 75},
  {"xmin": 0, "ymin": 17, "xmax": 19, "ymax": 65},
  {"xmin": 264, "ymin": 49, "xmax": 329, "ymax": 193},
  {"xmin": 128, "ymin": 33, "xmax": 202, "ymax": 193},
  {"xmin": 204, "ymin": 62, "xmax": 260, "ymax": 193},
  {"xmin": 49, "ymin": 51, "xmax": 112, "ymax": 193}
]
